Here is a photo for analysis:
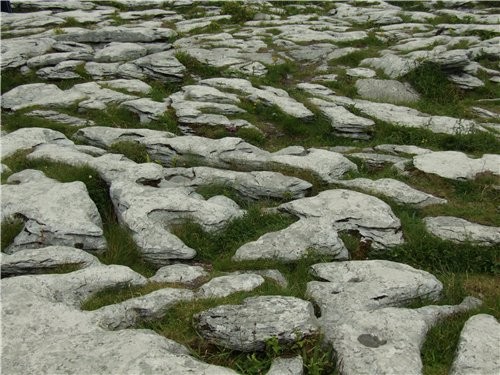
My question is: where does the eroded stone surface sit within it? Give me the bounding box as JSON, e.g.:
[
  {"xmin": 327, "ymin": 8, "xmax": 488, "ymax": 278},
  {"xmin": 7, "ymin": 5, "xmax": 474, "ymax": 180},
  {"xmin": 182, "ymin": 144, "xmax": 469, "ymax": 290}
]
[
  {"xmin": 197, "ymin": 273, "xmax": 265, "ymax": 299},
  {"xmin": 2, "ymin": 170, "xmax": 106, "ymax": 253},
  {"xmin": 267, "ymin": 356, "xmax": 304, "ymax": 375},
  {"xmin": 150, "ymin": 264, "xmax": 209, "ymax": 285},
  {"xmin": 195, "ymin": 296, "xmax": 319, "ymax": 352},
  {"xmin": 0, "ymin": 127, "xmax": 73, "ymax": 158},
  {"xmin": 424, "ymin": 216, "xmax": 500, "ymax": 246}
]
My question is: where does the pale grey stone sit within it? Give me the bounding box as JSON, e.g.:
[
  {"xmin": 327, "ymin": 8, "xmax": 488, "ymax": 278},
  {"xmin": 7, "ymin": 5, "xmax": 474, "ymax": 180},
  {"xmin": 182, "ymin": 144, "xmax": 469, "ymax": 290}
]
[
  {"xmin": 149, "ymin": 264, "xmax": 209, "ymax": 285},
  {"xmin": 271, "ymin": 148, "xmax": 358, "ymax": 183},
  {"xmin": 1, "ymin": 83, "xmax": 86, "ymax": 111},
  {"xmin": 450, "ymin": 314, "xmax": 500, "ymax": 375},
  {"xmin": 74, "ymin": 126, "xmax": 174, "ymax": 149},
  {"xmin": 98, "ymin": 79, "xmax": 152, "ymax": 94},
  {"xmin": 348, "ymin": 152, "xmax": 410, "ymax": 168},
  {"xmin": 37, "ymin": 59, "xmax": 84, "ymax": 80},
  {"xmin": 27, "ymin": 51, "xmax": 92, "ymax": 68},
  {"xmin": 472, "ymin": 107, "xmax": 500, "ymax": 121},
  {"xmin": 361, "ymin": 53, "xmax": 419, "ymax": 78},
  {"xmin": 334, "ymin": 178, "xmax": 447, "ymax": 207},
  {"xmin": 127, "ymin": 51, "xmax": 186, "ymax": 81},
  {"xmin": 175, "ymin": 15, "xmax": 232, "ymax": 33},
  {"xmin": 413, "ymin": 151, "xmax": 500, "ymax": 180},
  {"xmin": 449, "ymin": 73, "xmax": 485, "ymax": 89},
  {"xmin": 120, "ymin": 98, "xmax": 169, "ymax": 123},
  {"xmin": 308, "ymin": 98, "xmax": 375, "ymax": 139},
  {"xmin": 1, "ymin": 267, "xmax": 238, "ymax": 374},
  {"xmin": 233, "ymin": 218, "xmax": 348, "ymax": 262},
  {"xmin": 234, "ymin": 269, "xmax": 289, "ymax": 288},
  {"xmin": 195, "ymin": 296, "xmax": 319, "ymax": 352},
  {"xmin": 273, "ymin": 146, "xmax": 307, "ymax": 156},
  {"xmin": 0, "ymin": 127, "xmax": 73, "ymax": 158},
  {"xmin": 267, "ymin": 356, "xmax": 304, "ymax": 375},
  {"xmin": 424, "ymin": 216, "xmax": 500, "ymax": 246},
  {"xmin": 54, "ymin": 26, "xmax": 176, "ymax": 43},
  {"xmin": 1, "ymin": 246, "xmax": 100, "ymax": 277},
  {"xmin": 327, "ymin": 47, "xmax": 360, "ymax": 61},
  {"xmin": 197, "ymin": 273, "xmax": 265, "ymax": 299},
  {"xmin": 84, "ymin": 61, "xmax": 121, "ymax": 79},
  {"xmin": 430, "ymin": 49, "xmax": 470, "ymax": 70},
  {"xmin": 92, "ymin": 288, "xmax": 195, "ymax": 330},
  {"xmin": 2, "ymin": 170, "xmax": 106, "ymax": 253},
  {"xmin": 1, "ymin": 11, "xmax": 64, "ymax": 29},
  {"xmin": 53, "ymin": 41, "xmax": 93, "ymax": 54},
  {"xmin": 25, "ymin": 110, "xmax": 95, "ymax": 127},
  {"xmin": 119, "ymin": 9, "xmax": 177, "ymax": 21},
  {"xmin": 70, "ymin": 82, "xmax": 138, "ymax": 106},
  {"xmin": 95, "ymin": 42, "xmax": 148, "ymax": 63},
  {"xmin": 279, "ymin": 189, "xmax": 404, "ymax": 249},
  {"xmin": 346, "ymin": 67, "xmax": 376, "ymax": 78},
  {"xmin": 356, "ymin": 78, "xmax": 420, "ymax": 104},
  {"xmin": 110, "ymin": 180, "xmax": 244, "ymax": 265},
  {"xmin": 312, "ymin": 74, "xmax": 338, "ymax": 82},
  {"xmin": 373, "ymin": 144, "xmax": 432, "ymax": 156},
  {"xmin": 56, "ymin": 9, "xmax": 114, "ymax": 24},
  {"xmin": 201, "ymin": 78, "xmax": 314, "ymax": 119},
  {"xmin": 230, "ymin": 61, "xmax": 268, "ymax": 76},
  {"xmin": 162, "ymin": 167, "xmax": 312, "ymax": 200},
  {"xmin": 182, "ymin": 85, "xmax": 240, "ymax": 104}
]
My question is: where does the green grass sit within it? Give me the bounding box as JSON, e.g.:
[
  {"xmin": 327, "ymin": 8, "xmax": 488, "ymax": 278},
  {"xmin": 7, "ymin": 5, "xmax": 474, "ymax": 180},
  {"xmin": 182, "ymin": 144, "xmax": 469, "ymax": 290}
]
[
  {"xmin": 1, "ymin": 216, "xmax": 24, "ymax": 251},
  {"xmin": 175, "ymin": 52, "xmax": 224, "ymax": 79},
  {"xmin": 109, "ymin": 141, "xmax": 149, "ymax": 163},
  {"xmin": 1, "ymin": 69, "xmax": 43, "ymax": 94},
  {"xmin": 221, "ymin": 1, "xmax": 256, "ymax": 23},
  {"xmin": 1, "ymin": 111, "xmax": 82, "ymax": 139}
]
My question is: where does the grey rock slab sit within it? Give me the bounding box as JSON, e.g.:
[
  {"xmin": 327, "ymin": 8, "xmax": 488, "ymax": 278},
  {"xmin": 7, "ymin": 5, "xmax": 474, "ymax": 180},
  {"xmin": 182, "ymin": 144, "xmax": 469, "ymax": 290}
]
[
  {"xmin": 267, "ymin": 356, "xmax": 304, "ymax": 375},
  {"xmin": 26, "ymin": 51, "xmax": 93, "ymax": 68},
  {"xmin": 120, "ymin": 98, "xmax": 169, "ymax": 124},
  {"xmin": 355, "ymin": 78, "xmax": 420, "ymax": 104},
  {"xmin": 37, "ymin": 59, "xmax": 84, "ymax": 80},
  {"xmin": 56, "ymin": 9, "xmax": 115, "ymax": 23},
  {"xmin": 70, "ymin": 81, "xmax": 138, "ymax": 105},
  {"xmin": 424, "ymin": 216, "xmax": 500, "ymax": 246},
  {"xmin": 84, "ymin": 61, "xmax": 121, "ymax": 79},
  {"xmin": 450, "ymin": 314, "xmax": 500, "ymax": 375},
  {"xmin": 373, "ymin": 144, "xmax": 432, "ymax": 156},
  {"xmin": 413, "ymin": 151, "xmax": 500, "ymax": 180},
  {"xmin": 92, "ymin": 287, "xmax": 195, "ymax": 330},
  {"xmin": 74, "ymin": 126, "xmax": 174, "ymax": 149},
  {"xmin": 149, "ymin": 264, "xmax": 209, "ymax": 285},
  {"xmin": 110, "ymin": 180, "xmax": 244, "ymax": 265},
  {"xmin": 2, "ymin": 170, "xmax": 106, "ymax": 253},
  {"xmin": 348, "ymin": 152, "xmax": 410, "ymax": 168},
  {"xmin": 346, "ymin": 67, "xmax": 376, "ymax": 78},
  {"xmin": 320, "ymin": 298, "xmax": 481, "ymax": 375},
  {"xmin": 233, "ymin": 218, "xmax": 348, "ymax": 262},
  {"xmin": 308, "ymin": 98, "xmax": 375, "ymax": 139},
  {"xmin": 195, "ymin": 296, "xmax": 319, "ymax": 352},
  {"xmin": 127, "ymin": 51, "xmax": 186, "ymax": 81},
  {"xmin": 449, "ymin": 73, "xmax": 485, "ymax": 90},
  {"xmin": 1, "ymin": 11, "xmax": 64, "ymax": 29},
  {"xmin": 1, "ymin": 37, "xmax": 54, "ymax": 69},
  {"xmin": 333, "ymin": 178, "xmax": 447, "ymax": 208},
  {"xmin": 271, "ymin": 148, "xmax": 358, "ymax": 183},
  {"xmin": 308, "ymin": 260, "xmax": 443, "ymax": 319},
  {"xmin": 0, "ymin": 127, "xmax": 73, "ymax": 158},
  {"xmin": 53, "ymin": 40, "xmax": 94, "ymax": 54},
  {"xmin": 95, "ymin": 42, "xmax": 148, "ymax": 63},
  {"xmin": 233, "ymin": 269, "xmax": 289, "ymax": 288},
  {"xmin": 0, "ymin": 246, "xmax": 101, "ymax": 278},
  {"xmin": 1, "ymin": 83, "xmax": 86, "ymax": 111},
  {"xmin": 278, "ymin": 189, "xmax": 404, "ymax": 249},
  {"xmin": 1, "ymin": 268, "xmax": 238, "ymax": 374},
  {"xmin": 196, "ymin": 273, "xmax": 265, "ymax": 299},
  {"xmin": 162, "ymin": 167, "xmax": 312, "ymax": 200},
  {"xmin": 201, "ymin": 78, "xmax": 314, "ymax": 119},
  {"xmin": 54, "ymin": 26, "xmax": 176, "ymax": 43},
  {"xmin": 182, "ymin": 85, "xmax": 240, "ymax": 104},
  {"xmin": 361, "ymin": 53, "xmax": 419, "ymax": 79},
  {"xmin": 98, "ymin": 79, "xmax": 152, "ymax": 94},
  {"xmin": 25, "ymin": 110, "xmax": 95, "ymax": 127}
]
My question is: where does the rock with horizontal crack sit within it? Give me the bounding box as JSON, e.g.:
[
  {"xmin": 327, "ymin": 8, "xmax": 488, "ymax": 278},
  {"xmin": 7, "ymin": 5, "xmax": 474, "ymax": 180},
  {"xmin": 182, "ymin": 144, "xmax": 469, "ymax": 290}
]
[{"xmin": 424, "ymin": 216, "xmax": 500, "ymax": 246}]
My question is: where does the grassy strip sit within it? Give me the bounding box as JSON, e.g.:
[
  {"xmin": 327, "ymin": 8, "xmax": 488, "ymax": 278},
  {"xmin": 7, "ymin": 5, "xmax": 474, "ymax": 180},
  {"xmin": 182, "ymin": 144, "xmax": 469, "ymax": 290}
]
[{"xmin": 1, "ymin": 217, "xmax": 24, "ymax": 251}]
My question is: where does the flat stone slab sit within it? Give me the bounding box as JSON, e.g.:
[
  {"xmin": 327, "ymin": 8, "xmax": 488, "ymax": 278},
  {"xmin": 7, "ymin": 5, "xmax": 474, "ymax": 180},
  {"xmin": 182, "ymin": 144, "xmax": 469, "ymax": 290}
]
[
  {"xmin": 196, "ymin": 273, "xmax": 265, "ymax": 299},
  {"xmin": 25, "ymin": 110, "xmax": 95, "ymax": 127},
  {"xmin": 334, "ymin": 178, "xmax": 447, "ymax": 207},
  {"xmin": 1, "ymin": 83, "xmax": 86, "ymax": 111},
  {"xmin": 355, "ymin": 78, "xmax": 420, "ymax": 104},
  {"xmin": 2, "ymin": 170, "xmax": 106, "ymax": 253},
  {"xmin": 233, "ymin": 218, "xmax": 348, "ymax": 262},
  {"xmin": 195, "ymin": 296, "xmax": 319, "ymax": 352},
  {"xmin": 110, "ymin": 179, "xmax": 244, "ymax": 266},
  {"xmin": 2, "ymin": 267, "xmax": 238, "ymax": 374},
  {"xmin": 267, "ymin": 356, "xmax": 304, "ymax": 375},
  {"xmin": 149, "ymin": 264, "xmax": 209, "ymax": 285},
  {"xmin": 424, "ymin": 216, "xmax": 500, "ymax": 246},
  {"xmin": 450, "ymin": 314, "xmax": 500, "ymax": 375},
  {"xmin": 278, "ymin": 189, "xmax": 404, "ymax": 249},
  {"xmin": 0, "ymin": 246, "xmax": 101, "ymax": 278},
  {"xmin": 162, "ymin": 167, "xmax": 312, "ymax": 200},
  {"xmin": 414, "ymin": 151, "xmax": 500, "ymax": 180},
  {"xmin": 0, "ymin": 127, "xmax": 73, "ymax": 158}
]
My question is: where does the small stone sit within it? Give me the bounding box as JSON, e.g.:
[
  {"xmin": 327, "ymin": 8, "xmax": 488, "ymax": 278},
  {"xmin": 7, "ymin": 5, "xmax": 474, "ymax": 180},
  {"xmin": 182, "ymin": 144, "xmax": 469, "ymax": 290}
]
[
  {"xmin": 424, "ymin": 216, "xmax": 500, "ymax": 246},
  {"xmin": 196, "ymin": 273, "xmax": 265, "ymax": 299},
  {"xmin": 149, "ymin": 264, "xmax": 209, "ymax": 285},
  {"xmin": 355, "ymin": 79, "xmax": 420, "ymax": 104},
  {"xmin": 267, "ymin": 356, "xmax": 304, "ymax": 375}
]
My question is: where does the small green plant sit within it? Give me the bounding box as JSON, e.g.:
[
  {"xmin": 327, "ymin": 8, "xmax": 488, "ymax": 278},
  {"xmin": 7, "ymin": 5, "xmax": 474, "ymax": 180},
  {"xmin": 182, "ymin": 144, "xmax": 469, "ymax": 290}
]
[
  {"xmin": 53, "ymin": 27, "xmax": 66, "ymax": 35},
  {"xmin": 221, "ymin": 1, "xmax": 256, "ymax": 23},
  {"xmin": 1, "ymin": 216, "xmax": 24, "ymax": 251}
]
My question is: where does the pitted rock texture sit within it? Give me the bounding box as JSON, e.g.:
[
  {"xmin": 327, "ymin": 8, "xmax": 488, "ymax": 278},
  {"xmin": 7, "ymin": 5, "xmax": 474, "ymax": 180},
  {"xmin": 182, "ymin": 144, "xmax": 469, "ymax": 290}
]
[
  {"xmin": 2, "ymin": 170, "xmax": 106, "ymax": 253},
  {"xmin": 149, "ymin": 264, "xmax": 209, "ymax": 285},
  {"xmin": 0, "ymin": 246, "xmax": 100, "ymax": 278},
  {"xmin": 278, "ymin": 189, "xmax": 404, "ymax": 249},
  {"xmin": 0, "ymin": 127, "xmax": 73, "ymax": 158},
  {"xmin": 450, "ymin": 314, "xmax": 500, "ymax": 375},
  {"xmin": 424, "ymin": 216, "xmax": 500, "ymax": 246},
  {"xmin": 195, "ymin": 296, "xmax": 319, "ymax": 352},
  {"xmin": 233, "ymin": 218, "xmax": 348, "ymax": 262},
  {"xmin": 196, "ymin": 273, "xmax": 265, "ymax": 299}
]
